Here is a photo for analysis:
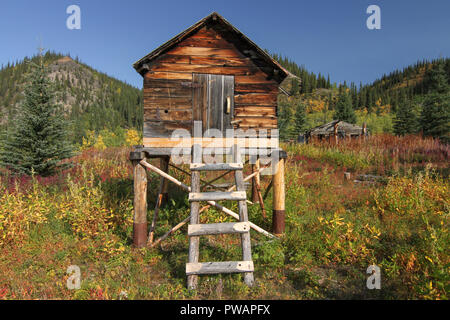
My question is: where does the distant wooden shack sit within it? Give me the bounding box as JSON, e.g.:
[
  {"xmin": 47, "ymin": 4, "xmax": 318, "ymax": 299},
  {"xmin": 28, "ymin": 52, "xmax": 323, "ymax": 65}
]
[{"xmin": 305, "ymin": 120, "xmax": 367, "ymax": 143}]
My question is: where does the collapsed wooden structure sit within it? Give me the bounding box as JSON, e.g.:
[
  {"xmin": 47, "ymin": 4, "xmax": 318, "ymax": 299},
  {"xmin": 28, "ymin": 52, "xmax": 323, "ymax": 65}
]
[
  {"xmin": 129, "ymin": 12, "xmax": 289, "ymax": 288},
  {"xmin": 305, "ymin": 120, "xmax": 368, "ymax": 143}
]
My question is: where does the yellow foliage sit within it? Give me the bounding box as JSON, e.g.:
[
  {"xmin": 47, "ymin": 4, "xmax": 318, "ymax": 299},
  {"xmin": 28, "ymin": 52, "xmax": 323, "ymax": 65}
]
[
  {"xmin": 125, "ymin": 129, "xmax": 141, "ymax": 146},
  {"xmin": 80, "ymin": 130, "xmax": 97, "ymax": 151},
  {"xmin": 375, "ymin": 97, "xmax": 382, "ymax": 107},
  {"xmin": 0, "ymin": 184, "xmax": 52, "ymax": 246},
  {"xmin": 54, "ymin": 170, "xmax": 133, "ymax": 255},
  {"xmin": 79, "ymin": 128, "xmax": 142, "ymax": 151},
  {"xmin": 307, "ymin": 98, "xmax": 326, "ymax": 113},
  {"xmin": 94, "ymin": 135, "xmax": 106, "ymax": 150}
]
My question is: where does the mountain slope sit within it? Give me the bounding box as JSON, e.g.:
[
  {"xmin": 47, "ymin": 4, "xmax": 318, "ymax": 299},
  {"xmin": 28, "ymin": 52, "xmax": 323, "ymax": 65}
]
[
  {"xmin": 273, "ymin": 53, "xmax": 450, "ymax": 113},
  {"xmin": 1, "ymin": 52, "xmax": 448, "ymax": 143},
  {"xmin": 0, "ymin": 52, "xmax": 143, "ymax": 143},
  {"xmin": 272, "ymin": 54, "xmax": 450, "ymax": 138},
  {"xmin": 357, "ymin": 58, "xmax": 450, "ymax": 113}
]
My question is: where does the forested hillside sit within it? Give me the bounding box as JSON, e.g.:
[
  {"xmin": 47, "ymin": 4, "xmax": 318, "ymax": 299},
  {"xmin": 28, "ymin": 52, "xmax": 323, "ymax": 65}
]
[
  {"xmin": 0, "ymin": 52, "xmax": 143, "ymax": 144},
  {"xmin": 273, "ymin": 54, "xmax": 450, "ymax": 140},
  {"xmin": 1, "ymin": 51, "xmax": 448, "ymax": 144},
  {"xmin": 357, "ymin": 58, "xmax": 450, "ymax": 113}
]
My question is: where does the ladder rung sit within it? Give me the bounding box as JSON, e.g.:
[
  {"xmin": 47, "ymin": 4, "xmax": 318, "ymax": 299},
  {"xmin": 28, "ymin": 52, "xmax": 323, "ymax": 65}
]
[
  {"xmin": 206, "ymin": 182, "xmax": 250, "ymax": 189},
  {"xmin": 188, "ymin": 222, "xmax": 250, "ymax": 236},
  {"xmin": 186, "ymin": 261, "xmax": 254, "ymax": 275},
  {"xmin": 190, "ymin": 163, "xmax": 243, "ymax": 171},
  {"xmin": 189, "ymin": 191, "xmax": 246, "ymax": 202}
]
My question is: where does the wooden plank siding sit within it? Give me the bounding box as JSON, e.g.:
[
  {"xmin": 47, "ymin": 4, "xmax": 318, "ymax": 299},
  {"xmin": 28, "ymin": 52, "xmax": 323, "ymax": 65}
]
[{"xmin": 143, "ymin": 26, "xmax": 279, "ymax": 139}]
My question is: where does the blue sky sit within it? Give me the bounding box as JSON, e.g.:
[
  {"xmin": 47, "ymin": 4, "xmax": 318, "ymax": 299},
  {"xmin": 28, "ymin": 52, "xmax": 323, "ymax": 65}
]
[{"xmin": 1, "ymin": 0, "xmax": 449, "ymax": 88}]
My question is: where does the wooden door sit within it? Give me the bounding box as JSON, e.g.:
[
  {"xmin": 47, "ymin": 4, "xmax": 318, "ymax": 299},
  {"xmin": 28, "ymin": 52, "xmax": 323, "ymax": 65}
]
[{"xmin": 192, "ymin": 74, "xmax": 234, "ymax": 133}]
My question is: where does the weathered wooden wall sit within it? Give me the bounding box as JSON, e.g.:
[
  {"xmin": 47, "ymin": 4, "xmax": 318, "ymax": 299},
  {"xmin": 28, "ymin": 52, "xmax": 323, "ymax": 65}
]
[{"xmin": 143, "ymin": 27, "xmax": 279, "ymax": 139}]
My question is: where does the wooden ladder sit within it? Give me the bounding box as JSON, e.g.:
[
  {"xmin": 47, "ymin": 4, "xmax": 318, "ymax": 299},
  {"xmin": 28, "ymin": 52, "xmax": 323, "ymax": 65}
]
[{"xmin": 187, "ymin": 144, "xmax": 254, "ymax": 290}]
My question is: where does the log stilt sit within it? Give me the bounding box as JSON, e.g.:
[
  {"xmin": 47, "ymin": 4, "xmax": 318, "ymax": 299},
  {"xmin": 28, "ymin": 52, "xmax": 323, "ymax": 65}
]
[
  {"xmin": 148, "ymin": 175, "xmax": 164, "ymax": 245},
  {"xmin": 272, "ymin": 152, "xmax": 286, "ymax": 236},
  {"xmin": 251, "ymin": 159, "xmax": 261, "ymax": 203},
  {"xmin": 256, "ymin": 187, "xmax": 267, "ymax": 219},
  {"xmin": 132, "ymin": 155, "xmax": 148, "ymax": 248},
  {"xmin": 147, "ymin": 157, "xmax": 170, "ymax": 244},
  {"xmin": 253, "ymin": 159, "xmax": 267, "ymax": 218},
  {"xmin": 160, "ymin": 157, "xmax": 170, "ymax": 206},
  {"xmin": 263, "ymin": 179, "xmax": 273, "ymax": 200}
]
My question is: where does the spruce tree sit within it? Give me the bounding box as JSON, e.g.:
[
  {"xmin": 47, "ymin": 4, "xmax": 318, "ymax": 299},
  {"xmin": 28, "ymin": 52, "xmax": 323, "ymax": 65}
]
[
  {"xmin": 278, "ymin": 101, "xmax": 293, "ymax": 140},
  {"xmin": 290, "ymin": 78, "xmax": 300, "ymax": 96},
  {"xmin": 423, "ymin": 59, "xmax": 449, "ymax": 93},
  {"xmin": 420, "ymin": 60, "xmax": 450, "ymax": 142},
  {"xmin": 334, "ymin": 91, "xmax": 356, "ymax": 124},
  {"xmin": 293, "ymin": 101, "xmax": 306, "ymax": 136},
  {"xmin": 0, "ymin": 56, "xmax": 73, "ymax": 176},
  {"xmin": 394, "ymin": 102, "xmax": 418, "ymax": 135}
]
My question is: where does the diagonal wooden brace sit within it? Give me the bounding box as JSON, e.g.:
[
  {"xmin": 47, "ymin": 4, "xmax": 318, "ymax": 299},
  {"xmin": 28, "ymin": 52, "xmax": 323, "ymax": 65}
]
[{"xmin": 139, "ymin": 159, "xmax": 276, "ymax": 247}]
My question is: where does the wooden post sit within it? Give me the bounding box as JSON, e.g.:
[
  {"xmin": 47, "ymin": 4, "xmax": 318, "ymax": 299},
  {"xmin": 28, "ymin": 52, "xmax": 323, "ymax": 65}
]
[
  {"xmin": 251, "ymin": 159, "xmax": 260, "ymax": 203},
  {"xmin": 272, "ymin": 150, "xmax": 286, "ymax": 235},
  {"xmin": 263, "ymin": 179, "xmax": 273, "ymax": 200},
  {"xmin": 160, "ymin": 157, "xmax": 170, "ymax": 206},
  {"xmin": 362, "ymin": 122, "xmax": 367, "ymax": 141},
  {"xmin": 148, "ymin": 173, "xmax": 165, "ymax": 245},
  {"xmin": 334, "ymin": 122, "xmax": 339, "ymax": 146},
  {"xmin": 344, "ymin": 172, "xmax": 351, "ymax": 181},
  {"xmin": 130, "ymin": 151, "xmax": 148, "ymax": 248},
  {"xmin": 148, "ymin": 157, "xmax": 170, "ymax": 245}
]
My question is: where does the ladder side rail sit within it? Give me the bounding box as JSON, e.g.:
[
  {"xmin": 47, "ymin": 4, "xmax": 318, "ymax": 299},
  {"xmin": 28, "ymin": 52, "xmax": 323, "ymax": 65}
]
[
  {"xmin": 187, "ymin": 144, "xmax": 202, "ymax": 290},
  {"xmin": 233, "ymin": 144, "xmax": 255, "ymax": 286}
]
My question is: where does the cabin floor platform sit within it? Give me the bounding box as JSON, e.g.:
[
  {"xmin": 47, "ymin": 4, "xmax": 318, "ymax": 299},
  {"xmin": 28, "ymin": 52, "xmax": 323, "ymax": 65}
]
[{"xmin": 130, "ymin": 146, "xmax": 287, "ymax": 160}]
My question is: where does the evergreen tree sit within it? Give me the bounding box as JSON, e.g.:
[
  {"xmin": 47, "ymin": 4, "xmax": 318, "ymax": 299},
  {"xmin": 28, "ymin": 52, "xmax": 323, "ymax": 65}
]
[
  {"xmin": 290, "ymin": 78, "xmax": 300, "ymax": 96},
  {"xmin": 334, "ymin": 91, "xmax": 356, "ymax": 124},
  {"xmin": 278, "ymin": 100, "xmax": 293, "ymax": 140},
  {"xmin": 0, "ymin": 56, "xmax": 73, "ymax": 176},
  {"xmin": 420, "ymin": 60, "xmax": 450, "ymax": 142},
  {"xmin": 394, "ymin": 102, "xmax": 418, "ymax": 135},
  {"xmin": 0, "ymin": 51, "xmax": 143, "ymax": 141},
  {"xmin": 293, "ymin": 101, "xmax": 306, "ymax": 136},
  {"xmin": 328, "ymin": 93, "xmax": 334, "ymax": 110},
  {"xmin": 366, "ymin": 89, "xmax": 374, "ymax": 113},
  {"xmin": 423, "ymin": 59, "xmax": 449, "ymax": 93},
  {"xmin": 420, "ymin": 92, "xmax": 450, "ymax": 142}
]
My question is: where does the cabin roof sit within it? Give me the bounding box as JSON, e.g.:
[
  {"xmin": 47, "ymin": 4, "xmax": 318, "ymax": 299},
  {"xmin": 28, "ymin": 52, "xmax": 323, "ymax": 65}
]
[
  {"xmin": 133, "ymin": 12, "xmax": 290, "ymax": 84},
  {"xmin": 308, "ymin": 120, "xmax": 364, "ymax": 136}
]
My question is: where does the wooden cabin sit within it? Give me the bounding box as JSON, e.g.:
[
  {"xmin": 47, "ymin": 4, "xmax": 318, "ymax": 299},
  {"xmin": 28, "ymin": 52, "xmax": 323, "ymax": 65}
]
[
  {"xmin": 133, "ymin": 12, "xmax": 289, "ymax": 149},
  {"xmin": 130, "ymin": 12, "xmax": 289, "ymax": 251},
  {"xmin": 306, "ymin": 120, "xmax": 368, "ymax": 143}
]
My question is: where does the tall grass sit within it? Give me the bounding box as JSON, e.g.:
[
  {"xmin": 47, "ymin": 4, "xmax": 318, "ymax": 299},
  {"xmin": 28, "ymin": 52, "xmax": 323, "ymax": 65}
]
[
  {"xmin": 0, "ymin": 135, "xmax": 448, "ymax": 299},
  {"xmin": 286, "ymin": 134, "xmax": 449, "ymax": 174}
]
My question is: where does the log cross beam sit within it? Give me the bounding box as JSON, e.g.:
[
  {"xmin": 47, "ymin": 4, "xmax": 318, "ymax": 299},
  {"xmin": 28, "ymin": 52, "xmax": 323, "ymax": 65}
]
[{"xmin": 169, "ymin": 163, "xmax": 230, "ymax": 191}]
